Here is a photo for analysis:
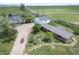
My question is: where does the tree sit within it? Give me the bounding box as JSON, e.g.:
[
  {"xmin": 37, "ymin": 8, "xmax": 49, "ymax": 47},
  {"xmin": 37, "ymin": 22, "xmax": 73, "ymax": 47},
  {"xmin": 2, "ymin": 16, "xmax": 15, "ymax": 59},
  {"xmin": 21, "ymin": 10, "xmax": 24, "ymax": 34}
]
[
  {"xmin": 0, "ymin": 16, "xmax": 17, "ymax": 42},
  {"xmin": 8, "ymin": 13, "xmax": 12, "ymax": 17},
  {"xmin": 32, "ymin": 24, "xmax": 41, "ymax": 34},
  {"xmin": 20, "ymin": 3, "xmax": 26, "ymax": 12},
  {"xmin": 25, "ymin": 15, "xmax": 34, "ymax": 23},
  {"xmin": 20, "ymin": 3, "xmax": 26, "ymax": 22}
]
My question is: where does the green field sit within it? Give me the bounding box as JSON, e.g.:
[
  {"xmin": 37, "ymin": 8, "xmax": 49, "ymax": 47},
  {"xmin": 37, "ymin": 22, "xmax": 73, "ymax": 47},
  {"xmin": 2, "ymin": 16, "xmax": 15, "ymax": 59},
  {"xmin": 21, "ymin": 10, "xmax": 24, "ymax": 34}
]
[
  {"xmin": 0, "ymin": 6, "xmax": 79, "ymax": 22},
  {"xmin": 0, "ymin": 7, "xmax": 20, "ymax": 16},
  {"xmin": 29, "ymin": 6, "xmax": 79, "ymax": 22}
]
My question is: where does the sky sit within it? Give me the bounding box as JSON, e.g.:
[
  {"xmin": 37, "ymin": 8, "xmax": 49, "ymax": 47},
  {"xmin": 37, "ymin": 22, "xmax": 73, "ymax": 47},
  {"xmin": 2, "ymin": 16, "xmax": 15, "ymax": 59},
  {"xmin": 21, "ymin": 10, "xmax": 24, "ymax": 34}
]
[{"xmin": 0, "ymin": 0, "xmax": 79, "ymax": 5}]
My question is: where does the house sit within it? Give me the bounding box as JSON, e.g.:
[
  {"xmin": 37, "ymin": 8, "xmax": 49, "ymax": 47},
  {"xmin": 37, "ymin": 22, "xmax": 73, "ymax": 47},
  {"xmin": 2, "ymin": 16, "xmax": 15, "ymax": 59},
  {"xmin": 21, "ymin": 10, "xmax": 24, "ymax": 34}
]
[
  {"xmin": 40, "ymin": 24, "xmax": 74, "ymax": 43},
  {"xmin": 9, "ymin": 14, "xmax": 25, "ymax": 25},
  {"xmin": 34, "ymin": 16, "xmax": 51, "ymax": 24}
]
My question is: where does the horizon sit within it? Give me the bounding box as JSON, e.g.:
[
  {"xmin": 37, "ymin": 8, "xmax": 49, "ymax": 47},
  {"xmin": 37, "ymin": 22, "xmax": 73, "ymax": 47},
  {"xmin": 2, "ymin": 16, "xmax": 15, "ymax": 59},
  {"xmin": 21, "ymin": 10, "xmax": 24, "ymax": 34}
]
[{"xmin": 0, "ymin": 3, "xmax": 79, "ymax": 6}]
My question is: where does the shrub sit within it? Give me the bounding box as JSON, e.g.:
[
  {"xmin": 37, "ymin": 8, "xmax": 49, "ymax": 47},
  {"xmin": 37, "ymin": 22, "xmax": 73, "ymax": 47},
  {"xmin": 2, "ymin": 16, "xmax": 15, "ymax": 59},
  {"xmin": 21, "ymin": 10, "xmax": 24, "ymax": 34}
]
[
  {"xmin": 25, "ymin": 16, "xmax": 34, "ymax": 23},
  {"xmin": 42, "ymin": 37, "xmax": 51, "ymax": 43},
  {"xmin": 29, "ymin": 39, "xmax": 34, "ymax": 43},
  {"xmin": 32, "ymin": 24, "xmax": 41, "ymax": 34},
  {"xmin": 42, "ymin": 32, "xmax": 52, "ymax": 43}
]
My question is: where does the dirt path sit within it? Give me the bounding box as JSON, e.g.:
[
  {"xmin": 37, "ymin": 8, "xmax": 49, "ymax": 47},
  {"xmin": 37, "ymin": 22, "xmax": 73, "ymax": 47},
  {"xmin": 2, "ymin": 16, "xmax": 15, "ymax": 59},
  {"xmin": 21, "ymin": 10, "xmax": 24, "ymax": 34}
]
[{"xmin": 10, "ymin": 23, "xmax": 34, "ymax": 55}]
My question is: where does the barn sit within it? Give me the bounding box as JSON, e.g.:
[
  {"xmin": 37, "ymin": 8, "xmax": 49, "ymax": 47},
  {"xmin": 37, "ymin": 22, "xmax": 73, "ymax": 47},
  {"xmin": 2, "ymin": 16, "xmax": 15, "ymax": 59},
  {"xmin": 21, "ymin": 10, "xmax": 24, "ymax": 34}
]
[{"xmin": 40, "ymin": 24, "xmax": 74, "ymax": 43}]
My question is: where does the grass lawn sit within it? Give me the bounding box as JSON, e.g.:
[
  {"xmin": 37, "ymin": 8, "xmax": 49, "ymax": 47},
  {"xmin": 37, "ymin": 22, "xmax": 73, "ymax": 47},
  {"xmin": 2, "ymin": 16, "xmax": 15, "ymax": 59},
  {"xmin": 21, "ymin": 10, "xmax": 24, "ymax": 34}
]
[
  {"xmin": 28, "ymin": 45, "xmax": 70, "ymax": 55},
  {"xmin": 0, "ymin": 41, "xmax": 14, "ymax": 55},
  {"xmin": 0, "ymin": 34, "xmax": 17, "ymax": 55},
  {"xmin": 27, "ymin": 36, "xmax": 79, "ymax": 55},
  {"xmin": 25, "ymin": 30, "xmax": 63, "ymax": 54}
]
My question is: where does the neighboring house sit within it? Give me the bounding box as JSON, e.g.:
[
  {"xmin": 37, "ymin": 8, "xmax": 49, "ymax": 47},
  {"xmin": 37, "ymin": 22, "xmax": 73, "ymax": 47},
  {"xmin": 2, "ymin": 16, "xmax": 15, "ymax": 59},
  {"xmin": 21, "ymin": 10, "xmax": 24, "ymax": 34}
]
[
  {"xmin": 9, "ymin": 15, "xmax": 25, "ymax": 24},
  {"xmin": 41, "ymin": 24, "xmax": 74, "ymax": 43},
  {"xmin": 34, "ymin": 16, "xmax": 51, "ymax": 24}
]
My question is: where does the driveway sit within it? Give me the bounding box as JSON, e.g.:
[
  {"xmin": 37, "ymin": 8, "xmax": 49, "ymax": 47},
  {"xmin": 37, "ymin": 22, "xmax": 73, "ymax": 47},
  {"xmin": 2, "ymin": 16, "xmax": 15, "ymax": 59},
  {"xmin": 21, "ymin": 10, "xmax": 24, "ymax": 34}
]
[{"xmin": 10, "ymin": 23, "xmax": 34, "ymax": 55}]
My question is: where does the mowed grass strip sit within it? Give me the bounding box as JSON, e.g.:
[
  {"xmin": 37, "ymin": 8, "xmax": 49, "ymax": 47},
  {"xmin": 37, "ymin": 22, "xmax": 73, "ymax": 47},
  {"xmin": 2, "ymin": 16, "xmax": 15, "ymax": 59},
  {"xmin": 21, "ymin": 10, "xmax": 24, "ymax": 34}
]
[{"xmin": 28, "ymin": 46, "xmax": 70, "ymax": 55}]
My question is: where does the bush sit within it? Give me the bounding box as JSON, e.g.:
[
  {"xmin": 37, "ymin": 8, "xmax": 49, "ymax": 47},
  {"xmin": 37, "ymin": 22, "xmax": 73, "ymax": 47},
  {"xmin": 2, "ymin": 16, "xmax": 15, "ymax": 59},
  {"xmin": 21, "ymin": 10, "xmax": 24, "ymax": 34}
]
[
  {"xmin": 25, "ymin": 15, "xmax": 34, "ymax": 23},
  {"xmin": 0, "ymin": 30, "xmax": 17, "ymax": 43},
  {"xmin": 29, "ymin": 39, "xmax": 34, "ymax": 43},
  {"xmin": 32, "ymin": 24, "xmax": 41, "ymax": 34},
  {"xmin": 42, "ymin": 32, "xmax": 52, "ymax": 43},
  {"xmin": 42, "ymin": 37, "xmax": 51, "ymax": 43}
]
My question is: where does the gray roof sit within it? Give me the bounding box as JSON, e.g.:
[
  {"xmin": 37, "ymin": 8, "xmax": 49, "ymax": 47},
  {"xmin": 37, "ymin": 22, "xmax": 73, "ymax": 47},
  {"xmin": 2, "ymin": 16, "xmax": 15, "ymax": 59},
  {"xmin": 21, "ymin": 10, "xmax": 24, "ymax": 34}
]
[
  {"xmin": 41, "ymin": 24, "xmax": 73, "ymax": 40},
  {"xmin": 10, "ymin": 15, "xmax": 18, "ymax": 21},
  {"xmin": 36, "ymin": 16, "xmax": 51, "ymax": 21},
  {"xmin": 9, "ymin": 15, "xmax": 24, "ymax": 23}
]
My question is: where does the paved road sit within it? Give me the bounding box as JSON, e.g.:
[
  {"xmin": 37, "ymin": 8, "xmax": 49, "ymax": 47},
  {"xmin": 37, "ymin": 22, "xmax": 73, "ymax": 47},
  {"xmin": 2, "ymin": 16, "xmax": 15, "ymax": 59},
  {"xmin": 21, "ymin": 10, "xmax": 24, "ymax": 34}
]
[{"xmin": 10, "ymin": 23, "xmax": 34, "ymax": 55}]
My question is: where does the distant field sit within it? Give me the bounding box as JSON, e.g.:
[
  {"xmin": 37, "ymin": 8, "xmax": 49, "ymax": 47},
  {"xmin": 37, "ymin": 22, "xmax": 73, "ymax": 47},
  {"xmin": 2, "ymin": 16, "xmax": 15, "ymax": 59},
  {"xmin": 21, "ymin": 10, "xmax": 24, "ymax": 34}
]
[
  {"xmin": 0, "ymin": 6, "xmax": 79, "ymax": 22},
  {"xmin": 29, "ymin": 6, "xmax": 79, "ymax": 13},
  {"xmin": 28, "ymin": 6, "xmax": 79, "ymax": 22},
  {"xmin": 0, "ymin": 7, "xmax": 20, "ymax": 15}
]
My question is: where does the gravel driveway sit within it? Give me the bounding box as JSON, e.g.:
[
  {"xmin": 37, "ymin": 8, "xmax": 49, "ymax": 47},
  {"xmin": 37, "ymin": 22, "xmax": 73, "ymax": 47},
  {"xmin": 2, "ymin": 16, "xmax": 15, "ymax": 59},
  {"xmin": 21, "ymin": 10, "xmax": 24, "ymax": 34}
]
[{"xmin": 10, "ymin": 23, "xmax": 34, "ymax": 55}]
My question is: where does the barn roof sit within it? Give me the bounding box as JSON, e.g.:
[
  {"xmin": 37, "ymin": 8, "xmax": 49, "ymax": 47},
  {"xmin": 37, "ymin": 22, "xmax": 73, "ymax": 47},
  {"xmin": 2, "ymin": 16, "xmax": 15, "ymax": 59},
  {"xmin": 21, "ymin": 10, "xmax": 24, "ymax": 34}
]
[{"xmin": 41, "ymin": 24, "xmax": 73, "ymax": 39}]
